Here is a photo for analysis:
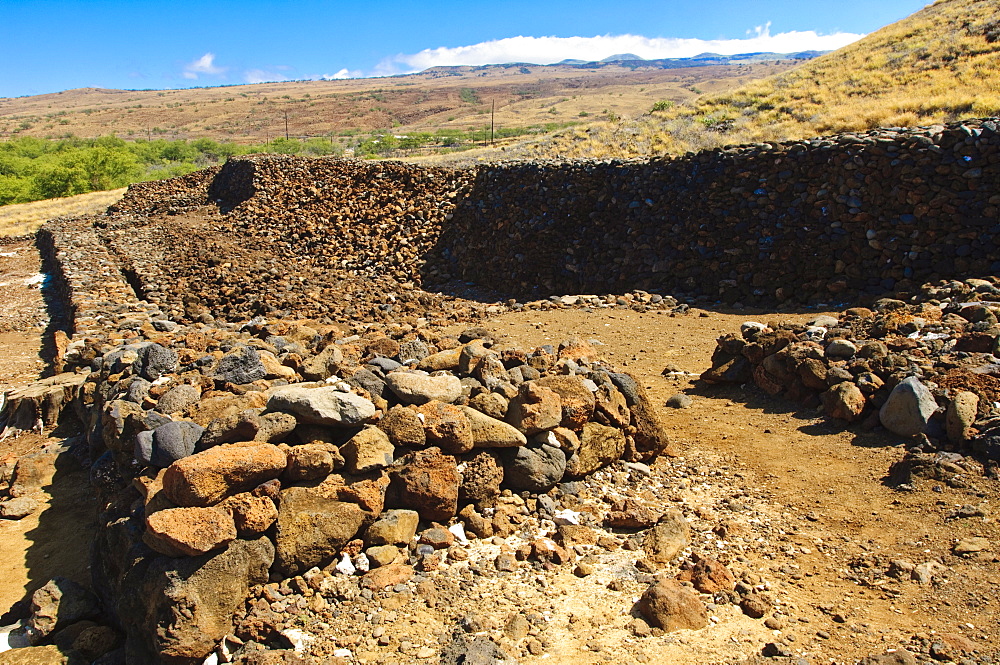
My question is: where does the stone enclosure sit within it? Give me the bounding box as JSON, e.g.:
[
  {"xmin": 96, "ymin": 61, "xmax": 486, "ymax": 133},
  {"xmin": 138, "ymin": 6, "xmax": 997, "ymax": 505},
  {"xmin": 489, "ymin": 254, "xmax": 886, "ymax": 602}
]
[{"xmin": 3, "ymin": 116, "xmax": 999, "ymax": 663}]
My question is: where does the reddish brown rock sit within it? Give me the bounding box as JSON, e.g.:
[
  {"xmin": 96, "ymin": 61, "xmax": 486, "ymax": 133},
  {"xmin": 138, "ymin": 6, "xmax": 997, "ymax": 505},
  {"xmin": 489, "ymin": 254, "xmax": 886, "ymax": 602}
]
[
  {"xmin": 282, "ymin": 443, "xmax": 337, "ymax": 482},
  {"xmin": 319, "ymin": 471, "xmax": 390, "ymax": 514},
  {"xmin": 377, "ymin": 405, "xmax": 426, "ymax": 447},
  {"xmin": 360, "ymin": 563, "xmax": 414, "ymax": 590},
  {"xmin": 682, "ymin": 558, "xmax": 737, "ymax": 594},
  {"xmin": 505, "ymin": 382, "xmax": 562, "ymax": 435},
  {"xmin": 535, "ymin": 375, "xmax": 596, "ymax": 430},
  {"xmin": 593, "ymin": 383, "xmax": 630, "ymax": 428},
  {"xmin": 636, "ymin": 580, "xmax": 709, "ymax": 632},
  {"xmin": 219, "ymin": 492, "xmax": 279, "ymax": 536},
  {"xmin": 144, "ymin": 506, "xmax": 237, "ymax": 557},
  {"xmin": 458, "ymin": 450, "xmax": 504, "ymax": 507},
  {"xmin": 388, "ymin": 447, "xmax": 460, "ymax": 522},
  {"xmin": 163, "ymin": 443, "xmax": 287, "ymax": 507},
  {"xmin": 417, "ymin": 401, "xmax": 474, "ymax": 454},
  {"xmin": 821, "ymin": 381, "xmax": 867, "ymax": 422}
]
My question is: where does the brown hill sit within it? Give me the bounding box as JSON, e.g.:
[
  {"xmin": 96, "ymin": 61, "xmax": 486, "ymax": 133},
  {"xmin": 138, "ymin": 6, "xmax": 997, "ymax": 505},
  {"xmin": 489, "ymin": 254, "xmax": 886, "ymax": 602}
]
[
  {"xmin": 0, "ymin": 61, "xmax": 798, "ymax": 143},
  {"xmin": 502, "ymin": 0, "xmax": 1000, "ymax": 159}
]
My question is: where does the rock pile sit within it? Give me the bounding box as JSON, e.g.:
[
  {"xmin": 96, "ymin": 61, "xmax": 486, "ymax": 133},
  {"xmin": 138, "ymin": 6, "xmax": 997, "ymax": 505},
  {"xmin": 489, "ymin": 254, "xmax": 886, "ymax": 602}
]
[
  {"xmin": 67, "ymin": 313, "xmax": 671, "ymax": 662},
  {"xmin": 702, "ymin": 276, "xmax": 1000, "ymax": 467},
  {"xmin": 439, "ymin": 117, "xmax": 1000, "ymax": 304}
]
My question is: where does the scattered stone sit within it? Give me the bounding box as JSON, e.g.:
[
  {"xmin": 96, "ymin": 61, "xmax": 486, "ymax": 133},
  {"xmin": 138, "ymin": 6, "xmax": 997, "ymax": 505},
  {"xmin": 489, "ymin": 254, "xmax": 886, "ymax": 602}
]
[
  {"xmin": 665, "ymin": 393, "xmax": 693, "ymax": 409},
  {"xmin": 0, "ymin": 497, "xmax": 38, "ymax": 520},
  {"xmin": 635, "ymin": 580, "xmax": 709, "ymax": 632},
  {"xmin": 642, "ymin": 511, "xmax": 690, "ymax": 564}
]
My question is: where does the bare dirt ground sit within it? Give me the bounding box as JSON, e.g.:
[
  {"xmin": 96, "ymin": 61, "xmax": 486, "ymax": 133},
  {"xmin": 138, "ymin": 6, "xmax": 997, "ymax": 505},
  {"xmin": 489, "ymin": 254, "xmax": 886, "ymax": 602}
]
[{"xmin": 0, "ymin": 240, "xmax": 995, "ymax": 663}]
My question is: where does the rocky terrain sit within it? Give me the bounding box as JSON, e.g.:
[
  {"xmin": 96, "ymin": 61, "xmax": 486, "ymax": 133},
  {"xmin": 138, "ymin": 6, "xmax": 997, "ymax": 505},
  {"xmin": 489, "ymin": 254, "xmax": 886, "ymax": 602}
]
[{"xmin": 0, "ymin": 121, "xmax": 998, "ymax": 665}]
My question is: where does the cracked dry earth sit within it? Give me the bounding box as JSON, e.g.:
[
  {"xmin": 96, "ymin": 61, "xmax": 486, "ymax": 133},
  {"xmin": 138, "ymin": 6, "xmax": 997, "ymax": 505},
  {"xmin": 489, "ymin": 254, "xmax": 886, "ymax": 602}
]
[{"xmin": 0, "ymin": 240, "xmax": 998, "ymax": 664}]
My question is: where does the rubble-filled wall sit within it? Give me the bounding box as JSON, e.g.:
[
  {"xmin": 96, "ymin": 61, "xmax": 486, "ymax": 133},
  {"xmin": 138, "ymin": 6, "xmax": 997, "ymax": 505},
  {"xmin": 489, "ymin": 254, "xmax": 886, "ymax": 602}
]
[{"xmin": 436, "ymin": 118, "xmax": 1000, "ymax": 304}]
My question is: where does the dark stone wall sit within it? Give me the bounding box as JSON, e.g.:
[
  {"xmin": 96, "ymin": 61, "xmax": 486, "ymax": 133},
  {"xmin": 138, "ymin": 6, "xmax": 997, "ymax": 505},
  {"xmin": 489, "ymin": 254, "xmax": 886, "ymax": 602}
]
[{"xmin": 436, "ymin": 118, "xmax": 1000, "ymax": 304}]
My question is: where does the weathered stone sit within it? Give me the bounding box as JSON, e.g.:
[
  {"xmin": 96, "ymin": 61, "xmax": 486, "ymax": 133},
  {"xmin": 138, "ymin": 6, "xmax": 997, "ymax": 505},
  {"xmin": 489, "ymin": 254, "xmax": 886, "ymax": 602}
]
[
  {"xmin": 458, "ymin": 451, "xmax": 504, "ymax": 507},
  {"xmin": 593, "ymin": 382, "xmax": 630, "ymax": 427},
  {"xmin": 23, "ymin": 577, "xmax": 100, "ymax": 646},
  {"xmin": 132, "ymin": 343, "xmax": 178, "ymax": 382},
  {"xmin": 267, "ymin": 386, "xmax": 376, "ymax": 427},
  {"xmin": 360, "ymin": 563, "xmax": 413, "ymax": 590},
  {"xmin": 388, "ymin": 447, "xmax": 460, "ymax": 522},
  {"xmin": 417, "ymin": 401, "xmax": 474, "ymax": 454},
  {"xmin": 273, "ymin": 486, "xmax": 367, "ymax": 576},
  {"xmin": 214, "ymin": 346, "xmax": 266, "ymax": 385},
  {"xmin": 821, "ymin": 381, "xmax": 867, "ymax": 422},
  {"xmin": 684, "ymin": 558, "xmax": 736, "ymax": 593},
  {"xmin": 505, "ymin": 382, "xmax": 562, "ymax": 435},
  {"xmin": 155, "ymin": 384, "xmax": 201, "ymax": 414},
  {"xmin": 162, "ymin": 443, "xmax": 287, "ymax": 507},
  {"xmin": 120, "ymin": 537, "xmax": 273, "ymax": 664},
  {"xmin": 502, "ymin": 443, "xmax": 566, "ymax": 493},
  {"xmin": 565, "ymin": 422, "xmax": 626, "ymax": 478},
  {"xmin": 458, "ymin": 406, "xmax": 526, "ymax": 448},
  {"xmin": 377, "ymin": 405, "xmax": 426, "ymax": 447},
  {"xmin": 319, "ymin": 471, "xmax": 390, "ymax": 514},
  {"xmin": 282, "ymin": 443, "xmax": 336, "ymax": 482},
  {"xmin": 386, "ymin": 371, "xmax": 462, "ymax": 405},
  {"xmin": 946, "ymin": 391, "xmax": 979, "ymax": 443},
  {"xmin": 0, "ymin": 496, "xmax": 38, "ymax": 520},
  {"xmin": 340, "ymin": 426, "xmax": 395, "ymax": 474},
  {"xmin": 300, "ymin": 344, "xmax": 344, "ymax": 381},
  {"xmin": 635, "ymin": 580, "xmax": 708, "ymax": 632},
  {"xmin": 219, "ymin": 492, "xmax": 279, "ymax": 536},
  {"xmin": 535, "ymin": 375, "xmax": 595, "ymax": 429},
  {"xmin": 643, "ymin": 510, "xmax": 690, "ymax": 564},
  {"xmin": 135, "ymin": 420, "xmax": 205, "ymax": 468},
  {"xmin": 143, "ymin": 506, "xmax": 237, "ymax": 557},
  {"xmin": 880, "ymin": 377, "xmax": 938, "ymax": 437},
  {"xmin": 467, "ymin": 392, "xmax": 508, "ymax": 420},
  {"xmin": 364, "ymin": 509, "xmax": 420, "ymax": 547}
]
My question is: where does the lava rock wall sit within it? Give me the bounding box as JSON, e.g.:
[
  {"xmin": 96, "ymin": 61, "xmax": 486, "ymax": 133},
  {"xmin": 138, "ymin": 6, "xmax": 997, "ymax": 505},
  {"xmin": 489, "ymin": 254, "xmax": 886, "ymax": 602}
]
[{"xmin": 436, "ymin": 118, "xmax": 1000, "ymax": 304}]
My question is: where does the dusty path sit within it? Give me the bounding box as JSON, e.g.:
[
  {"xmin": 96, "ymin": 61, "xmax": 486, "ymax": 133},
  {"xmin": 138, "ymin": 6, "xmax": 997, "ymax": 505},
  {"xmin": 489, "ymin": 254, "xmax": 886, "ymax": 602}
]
[{"xmin": 466, "ymin": 306, "xmax": 999, "ymax": 662}]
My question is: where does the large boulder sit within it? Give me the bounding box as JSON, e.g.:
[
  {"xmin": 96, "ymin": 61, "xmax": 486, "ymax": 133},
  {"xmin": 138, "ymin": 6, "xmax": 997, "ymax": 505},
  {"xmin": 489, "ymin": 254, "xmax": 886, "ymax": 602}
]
[
  {"xmin": 120, "ymin": 537, "xmax": 273, "ymax": 664},
  {"xmin": 880, "ymin": 377, "xmax": 938, "ymax": 437},
  {"xmin": 273, "ymin": 487, "xmax": 367, "ymax": 577},
  {"xmin": 267, "ymin": 386, "xmax": 376, "ymax": 427},
  {"xmin": 162, "ymin": 443, "xmax": 286, "ymax": 507}
]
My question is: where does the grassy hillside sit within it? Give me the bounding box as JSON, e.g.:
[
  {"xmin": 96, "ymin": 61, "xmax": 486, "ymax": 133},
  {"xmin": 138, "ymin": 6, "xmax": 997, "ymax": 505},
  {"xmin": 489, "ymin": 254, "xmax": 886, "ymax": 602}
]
[
  {"xmin": 0, "ymin": 62, "xmax": 796, "ymax": 145},
  {"xmin": 508, "ymin": 0, "xmax": 1000, "ymax": 159}
]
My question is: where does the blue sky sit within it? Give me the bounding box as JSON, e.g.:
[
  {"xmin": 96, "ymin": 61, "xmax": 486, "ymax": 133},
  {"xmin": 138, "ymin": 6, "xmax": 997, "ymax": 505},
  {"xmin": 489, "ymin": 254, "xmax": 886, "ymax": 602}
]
[{"xmin": 2, "ymin": 0, "xmax": 931, "ymax": 98}]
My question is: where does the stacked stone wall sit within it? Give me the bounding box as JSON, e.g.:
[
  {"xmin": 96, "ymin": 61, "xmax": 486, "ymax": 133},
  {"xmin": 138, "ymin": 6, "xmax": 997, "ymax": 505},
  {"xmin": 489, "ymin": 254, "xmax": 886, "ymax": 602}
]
[{"xmin": 437, "ymin": 118, "xmax": 1000, "ymax": 304}]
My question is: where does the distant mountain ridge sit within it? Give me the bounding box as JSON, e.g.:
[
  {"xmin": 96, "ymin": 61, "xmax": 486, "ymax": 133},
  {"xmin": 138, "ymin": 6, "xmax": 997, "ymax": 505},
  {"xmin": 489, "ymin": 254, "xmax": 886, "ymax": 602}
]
[{"xmin": 430, "ymin": 50, "xmax": 825, "ymax": 73}]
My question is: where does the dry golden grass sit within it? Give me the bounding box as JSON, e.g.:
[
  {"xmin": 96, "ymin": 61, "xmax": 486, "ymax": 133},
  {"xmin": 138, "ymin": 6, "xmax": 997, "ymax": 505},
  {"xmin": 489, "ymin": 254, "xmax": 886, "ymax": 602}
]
[
  {"xmin": 0, "ymin": 62, "xmax": 796, "ymax": 143},
  {"xmin": 0, "ymin": 188, "xmax": 125, "ymax": 236},
  {"xmin": 513, "ymin": 0, "xmax": 1000, "ymax": 159}
]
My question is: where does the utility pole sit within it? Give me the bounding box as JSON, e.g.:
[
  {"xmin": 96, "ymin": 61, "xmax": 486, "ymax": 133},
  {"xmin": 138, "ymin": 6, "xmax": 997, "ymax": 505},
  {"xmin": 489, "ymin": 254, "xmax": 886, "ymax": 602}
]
[
  {"xmin": 490, "ymin": 99, "xmax": 495, "ymax": 145},
  {"xmin": 284, "ymin": 111, "xmax": 289, "ymax": 141}
]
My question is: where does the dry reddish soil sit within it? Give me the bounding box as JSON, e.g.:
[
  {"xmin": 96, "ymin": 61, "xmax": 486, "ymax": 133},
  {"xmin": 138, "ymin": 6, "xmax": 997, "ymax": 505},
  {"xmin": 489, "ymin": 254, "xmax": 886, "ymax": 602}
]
[{"xmin": 0, "ymin": 241, "xmax": 997, "ymax": 663}]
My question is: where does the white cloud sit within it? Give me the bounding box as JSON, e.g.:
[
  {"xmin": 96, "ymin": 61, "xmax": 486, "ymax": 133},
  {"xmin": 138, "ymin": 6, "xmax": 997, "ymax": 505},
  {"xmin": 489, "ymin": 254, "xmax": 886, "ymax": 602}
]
[
  {"xmin": 379, "ymin": 25, "xmax": 864, "ymax": 73},
  {"xmin": 183, "ymin": 52, "xmax": 227, "ymax": 80},
  {"xmin": 320, "ymin": 68, "xmax": 363, "ymax": 80},
  {"xmin": 244, "ymin": 68, "xmax": 292, "ymax": 84}
]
